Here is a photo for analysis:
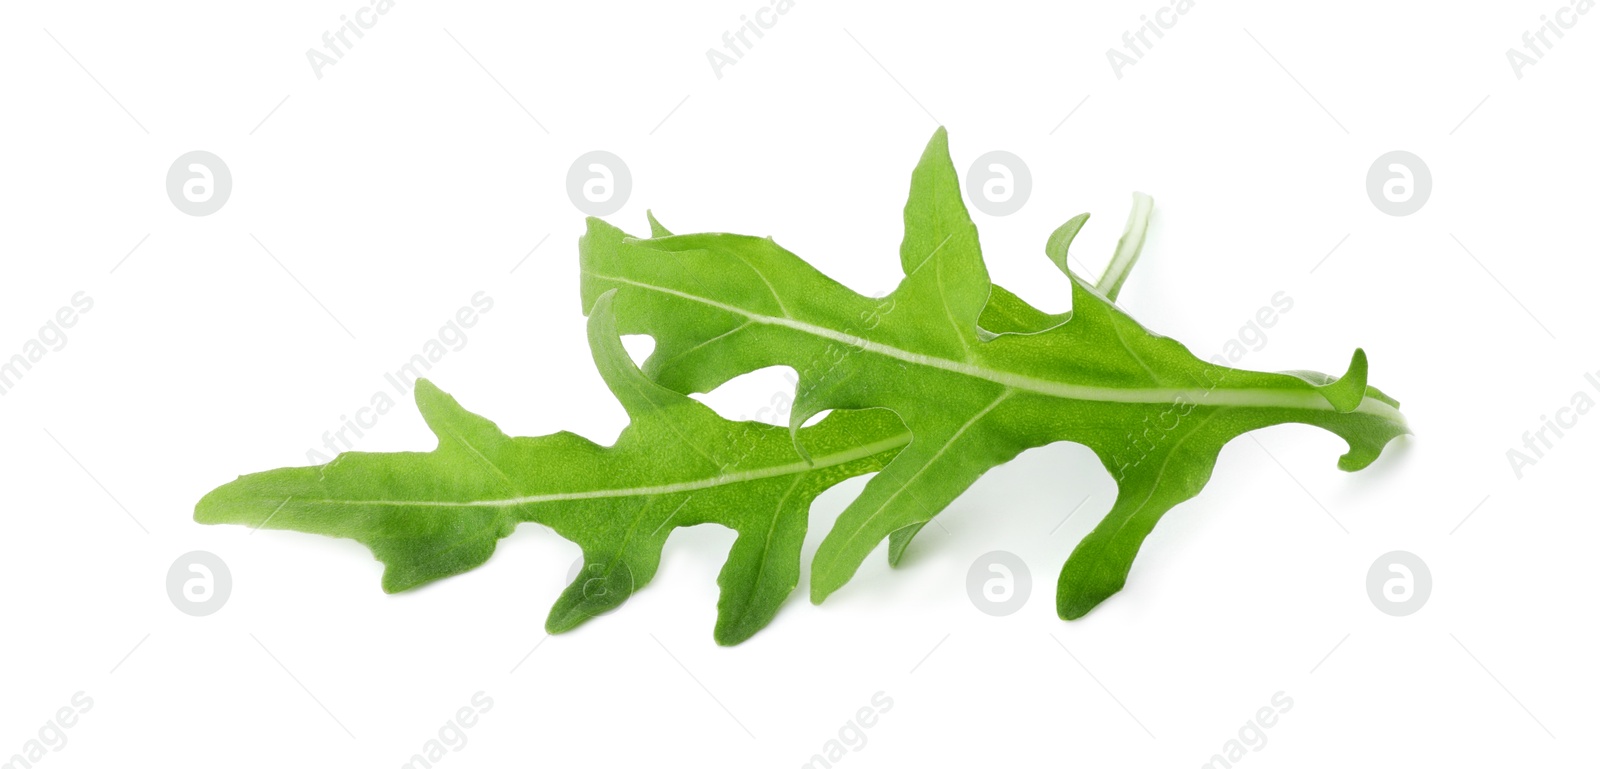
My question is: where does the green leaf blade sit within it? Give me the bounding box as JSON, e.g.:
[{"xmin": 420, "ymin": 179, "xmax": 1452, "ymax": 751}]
[
  {"xmin": 195, "ymin": 293, "xmax": 909, "ymax": 643},
  {"xmin": 201, "ymin": 127, "xmax": 1410, "ymax": 642},
  {"xmin": 584, "ymin": 128, "xmax": 1409, "ymax": 620}
]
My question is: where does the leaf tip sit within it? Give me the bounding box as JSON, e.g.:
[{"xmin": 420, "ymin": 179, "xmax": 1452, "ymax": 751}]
[
  {"xmin": 808, "ymin": 563, "xmax": 849, "ymax": 605},
  {"xmin": 886, "ymin": 521, "xmax": 927, "ymax": 567},
  {"xmin": 1315, "ymin": 348, "xmax": 1370, "ymax": 413},
  {"xmin": 1057, "ymin": 600, "xmax": 1094, "ymax": 621},
  {"xmin": 1044, "ymin": 213, "xmax": 1091, "ymax": 276},
  {"xmin": 543, "ymin": 606, "xmax": 585, "ymax": 636},
  {"xmin": 413, "ymin": 377, "xmax": 442, "ymax": 400},
  {"xmin": 645, "ymin": 210, "xmax": 672, "ymax": 238},
  {"xmin": 1336, "ymin": 430, "xmax": 1409, "ymax": 472},
  {"xmin": 544, "ymin": 592, "xmax": 598, "ymax": 635},
  {"xmin": 379, "ymin": 570, "xmax": 410, "ymax": 595},
  {"xmin": 412, "ymin": 377, "xmax": 460, "ymax": 432},
  {"xmin": 919, "ymin": 126, "xmax": 953, "ymax": 167},
  {"xmin": 713, "ymin": 620, "xmax": 758, "ymax": 647},
  {"xmin": 1055, "ymin": 568, "xmax": 1122, "ymax": 621},
  {"xmin": 546, "ymin": 558, "xmax": 636, "ymax": 634}
]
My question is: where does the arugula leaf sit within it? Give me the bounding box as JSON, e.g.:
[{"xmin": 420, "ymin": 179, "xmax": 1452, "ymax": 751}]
[
  {"xmin": 197, "ymin": 128, "xmax": 1406, "ymax": 642},
  {"xmin": 195, "ymin": 290, "xmax": 908, "ymax": 645},
  {"xmin": 580, "ymin": 127, "xmax": 1408, "ymax": 619}
]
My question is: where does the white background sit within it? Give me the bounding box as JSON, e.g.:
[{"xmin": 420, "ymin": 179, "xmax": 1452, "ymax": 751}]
[{"xmin": 1, "ymin": 1, "xmax": 1595, "ymax": 766}]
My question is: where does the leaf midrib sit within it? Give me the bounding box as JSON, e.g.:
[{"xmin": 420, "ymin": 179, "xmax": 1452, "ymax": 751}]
[
  {"xmin": 300, "ymin": 432, "xmax": 912, "ymax": 509},
  {"xmin": 824, "ymin": 389, "xmax": 1013, "ymax": 566},
  {"xmin": 586, "ymin": 270, "xmax": 1404, "ymax": 422}
]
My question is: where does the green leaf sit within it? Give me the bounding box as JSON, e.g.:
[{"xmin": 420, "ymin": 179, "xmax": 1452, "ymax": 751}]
[
  {"xmin": 580, "ymin": 127, "xmax": 1409, "ymax": 619},
  {"xmin": 199, "ymin": 128, "xmax": 1408, "ymax": 642},
  {"xmin": 195, "ymin": 290, "xmax": 908, "ymax": 645}
]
